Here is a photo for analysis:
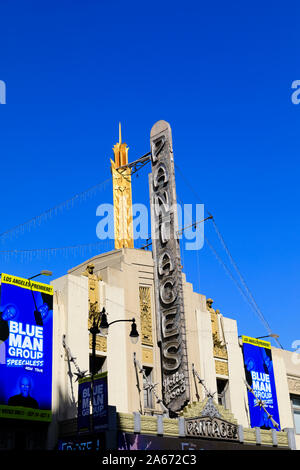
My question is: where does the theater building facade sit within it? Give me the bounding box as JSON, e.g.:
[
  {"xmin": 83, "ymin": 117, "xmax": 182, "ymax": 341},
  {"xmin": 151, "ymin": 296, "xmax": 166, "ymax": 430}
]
[
  {"xmin": 47, "ymin": 121, "xmax": 300, "ymax": 450},
  {"xmin": 1, "ymin": 121, "xmax": 299, "ymax": 450},
  {"xmin": 48, "ymin": 247, "xmax": 299, "ymax": 450}
]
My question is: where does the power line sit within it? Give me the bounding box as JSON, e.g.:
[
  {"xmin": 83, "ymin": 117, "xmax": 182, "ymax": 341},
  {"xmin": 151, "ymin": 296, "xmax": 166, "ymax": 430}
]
[
  {"xmin": 175, "ymin": 163, "xmax": 282, "ymax": 348},
  {"xmin": 210, "ymin": 215, "xmax": 283, "ymax": 348},
  {"xmin": 176, "ymin": 215, "xmax": 213, "ymax": 237},
  {"xmin": 204, "ymin": 235, "xmax": 260, "ymax": 313}
]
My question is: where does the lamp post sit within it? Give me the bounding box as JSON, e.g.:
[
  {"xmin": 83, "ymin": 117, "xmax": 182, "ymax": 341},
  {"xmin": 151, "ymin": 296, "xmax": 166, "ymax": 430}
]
[
  {"xmin": 88, "ymin": 308, "xmax": 139, "ymax": 433},
  {"xmin": 89, "ymin": 308, "xmax": 139, "ymax": 377},
  {"xmin": 256, "ymin": 334, "xmax": 279, "ymax": 340},
  {"xmin": 28, "ymin": 270, "xmax": 53, "ymax": 326},
  {"xmin": 99, "ymin": 310, "xmax": 139, "ymax": 344}
]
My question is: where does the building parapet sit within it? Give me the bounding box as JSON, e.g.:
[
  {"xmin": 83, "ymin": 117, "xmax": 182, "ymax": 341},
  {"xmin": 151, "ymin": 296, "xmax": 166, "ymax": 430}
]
[{"xmin": 59, "ymin": 401, "xmax": 290, "ymax": 449}]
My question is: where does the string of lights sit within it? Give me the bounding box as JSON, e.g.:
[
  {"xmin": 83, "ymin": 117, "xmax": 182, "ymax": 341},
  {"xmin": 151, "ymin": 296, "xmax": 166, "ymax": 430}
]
[{"xmin": 0, "ymin": 177, "xmax": 111, "ymax": 242}]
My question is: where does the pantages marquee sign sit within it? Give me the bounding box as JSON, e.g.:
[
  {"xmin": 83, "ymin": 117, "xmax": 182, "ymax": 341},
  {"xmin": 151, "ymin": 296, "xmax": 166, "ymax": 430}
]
[
  {"xmin": 149, "ymin": 120, "xmax": 190, "ymax": 413},
  {"xmin": 185, "ymin": 416, "xmax": 239, "ymax": 441},
  {"xmin": 185, "ymin": 399, "xmax": 239, "ymax": 442}
]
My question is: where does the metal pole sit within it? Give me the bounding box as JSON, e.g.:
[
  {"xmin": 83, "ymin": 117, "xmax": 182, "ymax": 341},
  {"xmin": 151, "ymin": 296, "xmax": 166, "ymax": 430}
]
[
  {"xmin": 89, "ymin": 316, "xmax": 99, "ymax": 433},
  {"xmin": 28, "ymin": 279, "xmax": 43, "ymax": 326},
  {"xmin": 91, "ymin": 321, "xmax": 97, "ymax": 378}
]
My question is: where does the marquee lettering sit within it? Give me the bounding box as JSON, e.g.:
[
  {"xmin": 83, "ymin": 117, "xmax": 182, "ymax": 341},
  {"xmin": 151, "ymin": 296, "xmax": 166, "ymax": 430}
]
[
  {"xmin": 158, "ymin": 251, "xmax": 174, "ymax": 277},
  {"xmin": 153, "ymin": 163, "xmax": 169, "ymax": 188},
  {"xmin": 161, "ymin": 307, "xmax": 178, "ymax": 338},
  {"xmin": 185, "ymin": 416, "xmax": 239, "ymax": 441}
]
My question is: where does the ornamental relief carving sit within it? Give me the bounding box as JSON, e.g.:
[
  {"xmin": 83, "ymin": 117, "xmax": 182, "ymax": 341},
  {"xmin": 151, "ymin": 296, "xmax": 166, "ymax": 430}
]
[
  {"xmin": 142, "ymin": 347, "xmax": 153, "ymax": 365},
  {"xmin": 207, "ymin": 298, "xmax": 228, "ymax": 361},
  {"xmin": 288, "ymin": 376, "xmax": 300, "ymax": 395},
  {"xmin": 89, "ymin": 333, "xmax": 107, "ymax": 352},
  {"xmin": 82, "ymin": 263, "xmax": 106, "ymax": 353},
  {"xmin": 139, "ymin": 286, "xmax": 153, "ymax": 346},
  {"xmin": 215, "ymin": 360, "xmax": 229, "ymax": 377}
]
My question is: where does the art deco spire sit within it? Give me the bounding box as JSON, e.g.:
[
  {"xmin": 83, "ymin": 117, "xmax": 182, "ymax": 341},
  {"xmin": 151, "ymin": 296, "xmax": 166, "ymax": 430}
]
[{"xmin": 111, "ymin": 124, "xmax": 134, "ymax": 249}]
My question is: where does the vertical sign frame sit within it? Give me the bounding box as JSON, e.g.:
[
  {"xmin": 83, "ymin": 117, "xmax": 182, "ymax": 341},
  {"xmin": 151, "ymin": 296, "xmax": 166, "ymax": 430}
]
[{"xmin": 149, "ymin": 120, "xmax": 190, "ymax": 413}]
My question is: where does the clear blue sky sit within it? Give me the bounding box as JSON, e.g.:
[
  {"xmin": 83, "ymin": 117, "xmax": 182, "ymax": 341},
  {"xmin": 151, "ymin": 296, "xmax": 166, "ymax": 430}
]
[{"xmin": 0, "ymin": 0, "xmax": 299, "ymax": 351}]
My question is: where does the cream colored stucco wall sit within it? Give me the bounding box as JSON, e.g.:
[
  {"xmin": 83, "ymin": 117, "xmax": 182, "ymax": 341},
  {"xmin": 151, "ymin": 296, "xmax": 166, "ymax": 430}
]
[
  {"xmin": 195, "ymin": 307, "xmax": 217, "ymax": 398},
  {"xmin": 223, "ymin": 317, "xmax": 249, "ymax": 428},
  {"xmin": 277, "ymin": 348, "xmax": 300, "ymax": 449},
  {"xmin": 47, "ymin": 273, "xmax": 89, "ymax": 448},
  {"xmin": 64, "ymin": 248, "xmax": 162, "ymax": 415},
  {"xmin": 272, "ymin": 348, "xmax": 294, "ymax": 430}
]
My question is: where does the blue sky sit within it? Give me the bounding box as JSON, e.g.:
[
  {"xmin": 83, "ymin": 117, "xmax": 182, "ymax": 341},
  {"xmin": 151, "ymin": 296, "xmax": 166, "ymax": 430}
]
[{"xmin": 0, "ymin": 0, "xmax": 299, "ymax": 350}]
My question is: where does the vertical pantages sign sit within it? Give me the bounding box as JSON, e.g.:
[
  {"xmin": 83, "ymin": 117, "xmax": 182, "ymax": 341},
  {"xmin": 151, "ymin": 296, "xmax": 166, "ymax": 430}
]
[
  {"xmin": 242, "ymin": 336, "xmax": 281, "ymax": 430},
  {"xmin": 0, "ymin": 273, "xmax": 53, "ymax": 421},
  {"xmin": 149, "ymin": 120, "xmax": 190, "ymax": 413}
]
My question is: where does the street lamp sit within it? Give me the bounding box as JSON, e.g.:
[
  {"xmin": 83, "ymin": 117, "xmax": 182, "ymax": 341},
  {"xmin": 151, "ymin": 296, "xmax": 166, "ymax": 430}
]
[
  {"xmin": 99, "ymin": 310, "xmax": 139, "ymax": 344},
  {"xmin": 28, "ymin": 270, "xmax": 53, "ymax": 326},
  {"xmin": 28, "ymin": 270, "xmax": 53, "ymax": 281},
  {"xmin": 98, "ymin": 311, "xmax": 109, "ymax": 336},
  {"xmin": 256, "ymin": 334, "xmax": 280, "ymax": 340},
  {"xmin": 89, "ymin": 308, "xmax": 139, "ymax": 377},
  {"xmin": 129, "ymin": 320, "xmax": 139, "ymax": 345}
]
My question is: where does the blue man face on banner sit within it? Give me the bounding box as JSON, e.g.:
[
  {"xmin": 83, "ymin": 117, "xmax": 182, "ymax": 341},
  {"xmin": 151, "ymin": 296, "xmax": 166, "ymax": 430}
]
[
  {"xmin": 245, "ymin": 357, "xmax": 256, "ymax": 372},
  {"xmin": 37, "ymin": 303, "xmax": 50, "ymax": 321},
  {"xmin": 0, "ymin": 304, "xmax": 18, "ymax": 342},
  {"xmin": 1, "ymin": 304, "xmax": 18, "ymax": 321},
  {"xmin": 20, "ymin": 376, "xmax": 32, "ymax": 397},
  {"xmin": 261, "ymin": 347, "xmax": 273, "ymax": 373},
  {"xmin": 8, "ymin": 375, "xmax": 39, "ymax": 408}
]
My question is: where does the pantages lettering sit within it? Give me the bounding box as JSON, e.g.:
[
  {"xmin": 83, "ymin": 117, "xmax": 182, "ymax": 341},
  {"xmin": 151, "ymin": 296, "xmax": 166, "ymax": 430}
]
[
  {"xmin": 185, "ymin": 416, "xmax": 239, "ymax": 441},
  {"xmin": 149, "ymin": 121, "xmax": 190, "ymax": 412}
]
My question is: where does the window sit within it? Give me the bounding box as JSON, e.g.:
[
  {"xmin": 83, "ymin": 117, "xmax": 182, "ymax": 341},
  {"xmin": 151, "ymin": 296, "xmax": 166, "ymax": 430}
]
[
  {"xmin": 291, "ymin": 395, "xmax": 300, "ymax": 434},
  {"xmin": 143, "ymin": 367, "xmax": 153, "ymax": 409},
  {"xmin": 217, "ymin": 379, "xmax": 228, "ymax": 409}
]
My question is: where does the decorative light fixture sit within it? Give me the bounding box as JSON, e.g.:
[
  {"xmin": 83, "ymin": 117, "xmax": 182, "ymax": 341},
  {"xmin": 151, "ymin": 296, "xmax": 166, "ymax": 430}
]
[
  {"xmin": 129, "ymin": 319, "xmax": 139, "ymax": 344},
  {"xmin": 28, "ymin": 271, "xmax": 53, "ymax": 281},
  {"xmin": 89, "ymin": 308, "xmax": 139, "ymax": 377},
  {"xmin": 99, "ymin": 309, "xmax": 139, "ymax": 344},
  {"xmin": 99, "ymin": 311, "xmax": 109, "ymax": 336},
  {"xmin": 40, "ymin": 270, "xmax": 53, "ymax": 277}
]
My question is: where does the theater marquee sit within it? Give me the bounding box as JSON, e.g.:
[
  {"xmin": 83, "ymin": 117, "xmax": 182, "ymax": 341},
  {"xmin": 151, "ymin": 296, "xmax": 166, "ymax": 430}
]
[{"xmin": 185, "ymin": 416, "xmax": 239, "ymax": 441}]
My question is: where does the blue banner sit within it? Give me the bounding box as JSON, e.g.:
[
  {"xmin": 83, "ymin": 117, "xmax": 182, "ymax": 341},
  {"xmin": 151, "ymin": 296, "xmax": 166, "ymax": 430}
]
[
  {"xmin": 78, "ymin": 377, "xmax": 92, "ymax": 433},
  {"xmin": 77, "ymin": 372, "xmax": 108, "ymax": 432},
  {"xmin": 92, "ymin": 372, "xmax": 108, "ymax": 431},
  {"xmin": 0, "ymin": 273, "xmax": 53, "ymax": 422},
  {"xmin": 242, "ymin": 336, "xmax": 280, "ymax": 430}
]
